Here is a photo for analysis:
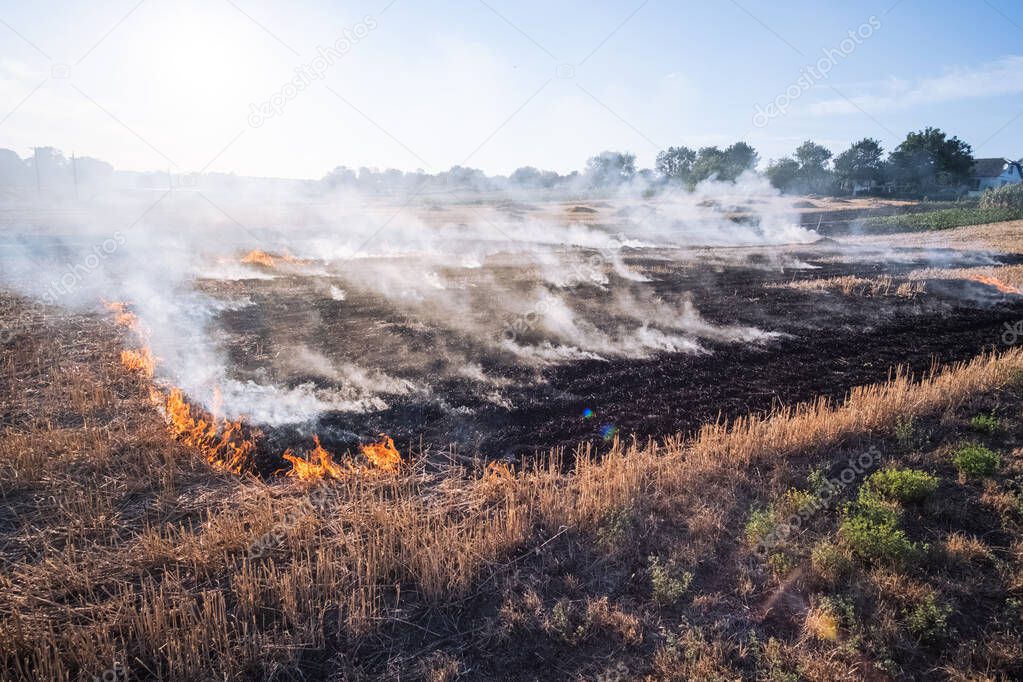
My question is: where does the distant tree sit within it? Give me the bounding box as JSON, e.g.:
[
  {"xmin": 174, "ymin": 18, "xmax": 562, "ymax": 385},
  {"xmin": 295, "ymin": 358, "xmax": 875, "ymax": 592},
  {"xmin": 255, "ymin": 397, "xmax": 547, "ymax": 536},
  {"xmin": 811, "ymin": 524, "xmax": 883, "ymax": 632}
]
[
  {"xmin": 655, "ymin": 146, "xmax": 696, "ymax": 183},
  {"xmin": 74, "ymin": 156, "xmax": 113, "ymax": 186},
  {"xmin": 382, "ymin": 168, "xmax": 405, "ymax": 191},
  {"xmin": 690, "ymin": 146, "xmax": 725, "ymax": 183},
  {"xmin": 794, "ymin": 141, "xmax": 832, "ymax": 173},
  {"xmin": 889, "ymin": 127, "xmax": 973, "ymax": 192},
  {"xmin": 0, "ymin": 149, "xmax": 28, "ymax": 185},
  {"xmin": 322, "ymin": 165, "xmax": 357, "ymax": 189},
  {"xmin": 537, "ymin": 170, "xmax": 562, "ymax": 188},
  {"xmin": 793, "ymin": 141, "xmax": 834, "ymax": 193},
  {"xmin": 585, "ymin": 151, "xmax": 636, "ymax": 186},
  {"xmin": 833, "ymin": 138, "xmax": 885, "ymax": 191},
  {"xmin": 721, "ymin": 142, "xmax": 759, "ymax": 180},
  {"xmin": 27, "ymin": 147, "xmax": 71, "ymax": 187},
  {"xmin": 443, "ymin": 165, "xmax": 488, "ymax": 189},
  {"xmin": 765, "ymin": 157, "xmax": 800, "ymax": 192},
  {"xmin": 510, "ymin": 166, "xmax": 542, "ymax": 187},
  {"xmin": 692, "ymin": 143, "xmax": 759, "ymax": 183}
]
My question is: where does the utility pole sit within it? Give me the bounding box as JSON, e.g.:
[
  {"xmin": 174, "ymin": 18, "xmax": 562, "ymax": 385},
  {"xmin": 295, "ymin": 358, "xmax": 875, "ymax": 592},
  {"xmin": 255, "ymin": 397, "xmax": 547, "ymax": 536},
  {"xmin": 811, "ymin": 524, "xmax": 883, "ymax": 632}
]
[
  {"xmin": 33, "ymin": 147, "xmax": 40, "ymax": 197},
  {"xmin": 71, "ymin": 152, "xmax": 79, "ymax": 200}
]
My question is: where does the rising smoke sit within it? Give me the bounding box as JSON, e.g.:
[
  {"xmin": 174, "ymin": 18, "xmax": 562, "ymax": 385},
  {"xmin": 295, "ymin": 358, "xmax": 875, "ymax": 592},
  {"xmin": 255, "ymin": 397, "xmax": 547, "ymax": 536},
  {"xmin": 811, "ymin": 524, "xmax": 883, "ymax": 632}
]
[{"xmin": 0, "ymin": 169, "xmax": 820, "ymax": 427}]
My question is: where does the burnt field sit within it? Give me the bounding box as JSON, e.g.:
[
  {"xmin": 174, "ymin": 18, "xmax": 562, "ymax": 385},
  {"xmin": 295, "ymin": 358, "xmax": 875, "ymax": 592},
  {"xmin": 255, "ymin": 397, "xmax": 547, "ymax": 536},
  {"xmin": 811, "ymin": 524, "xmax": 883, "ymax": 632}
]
[{"xmin": 194, "ymin": 240, "xmax": 1023, "ymax": 470}]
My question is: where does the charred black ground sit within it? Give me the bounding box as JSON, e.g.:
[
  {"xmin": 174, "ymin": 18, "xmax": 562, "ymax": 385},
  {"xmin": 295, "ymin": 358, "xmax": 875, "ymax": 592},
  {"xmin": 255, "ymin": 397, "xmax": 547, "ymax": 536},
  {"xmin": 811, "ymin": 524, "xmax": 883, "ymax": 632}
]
[{"xmin": 195, "ymin": 239, "xmax": 1023, "ymax": 471}]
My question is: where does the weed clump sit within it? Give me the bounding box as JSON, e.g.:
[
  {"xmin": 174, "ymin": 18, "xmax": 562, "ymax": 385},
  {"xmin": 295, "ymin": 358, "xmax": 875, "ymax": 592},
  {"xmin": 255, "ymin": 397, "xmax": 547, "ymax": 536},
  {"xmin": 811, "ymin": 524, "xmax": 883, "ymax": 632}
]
[
  {"xmin": 648, "ymin": 556, "xmax": 693, "ymax": 605},
  {"xmin": 951, "ymin": 444, "xmax": 1000, "ymax": 478},
  {"xmin": 839, "ymin": 495, "xmax": 917, "ymax": 564},
  {"xmin": 968, "ymin": 413, "xmax": 1000, "ymax": 434},
  {"xmin": 904, "ymin": 594, "xmax": 952, "ymax": 642},
  {"xmin": 861, "ymin": 468, "xmax": 938, "ymax": 504}
]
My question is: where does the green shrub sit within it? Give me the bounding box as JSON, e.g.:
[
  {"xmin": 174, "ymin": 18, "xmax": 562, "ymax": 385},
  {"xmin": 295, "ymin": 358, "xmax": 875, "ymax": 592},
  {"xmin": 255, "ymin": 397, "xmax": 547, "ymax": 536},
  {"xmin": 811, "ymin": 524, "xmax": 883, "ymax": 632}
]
[
  {"xmin": 951, "ymin": 444, "xmax": 1000, "ymax": 478},
  {"xmin": 648, "ymin": 556, "xmax": 693, "ymax": 605},
  {"xmin": 745, "ymin": 508, "xmax": 775, "ymax": 548},
  {"xmin": 904, "ymin": 594, "xmax": 952, "ymax": 641},
  {"xmin": 980, "ymin": 183, "xmax": 1023, "ymax": 210},
  {"xmin": 778, "ymin": 487, "xmax": 817, "ymax": 516},
  {"xmin": 839, "ymin": 497, "xmax": 917, "ymax": 564},
  {"xmin": 861, "ymin": 468, "xmax": 939, "ymax": 504},
  {"xmin": 968, "ymin": 413, "xmax": 1000, "ymax": 434}
]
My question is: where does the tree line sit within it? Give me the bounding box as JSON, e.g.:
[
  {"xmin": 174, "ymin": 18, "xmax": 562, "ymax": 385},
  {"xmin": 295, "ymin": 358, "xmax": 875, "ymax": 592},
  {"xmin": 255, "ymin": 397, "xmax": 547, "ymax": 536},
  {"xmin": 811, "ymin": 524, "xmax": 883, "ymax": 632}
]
[
  {"xmin": 0, "ymin": 127, "xmax": 1004, "ymax": 197},
  {"xmin": 762, "ymin": 128, "xmax": 980, "ymax": 197}
]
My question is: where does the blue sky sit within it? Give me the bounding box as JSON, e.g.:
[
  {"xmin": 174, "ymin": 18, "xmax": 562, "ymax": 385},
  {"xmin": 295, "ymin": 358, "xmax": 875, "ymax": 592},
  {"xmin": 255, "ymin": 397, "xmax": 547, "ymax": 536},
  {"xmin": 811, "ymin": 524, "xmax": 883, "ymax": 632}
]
[{"xmin": 0, "ymin": 0, "xmax": 1020, "ymax": 178}]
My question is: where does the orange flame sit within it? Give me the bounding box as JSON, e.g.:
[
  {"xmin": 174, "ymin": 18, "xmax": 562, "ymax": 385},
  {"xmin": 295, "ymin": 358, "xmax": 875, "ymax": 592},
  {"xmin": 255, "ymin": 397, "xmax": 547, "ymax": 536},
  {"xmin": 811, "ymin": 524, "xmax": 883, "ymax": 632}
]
[
  {"xmin": 283, "ymin": 436, "xmax": 346, "ymax": 481},
  {"xmin": 360, "ymin": 434, "xmax": 402, "ymax": 473},
  {"xmin": 104, "ymin": 300, "xmax": 139, "ymax": 330},
  {"xmin": 484, "ymin": 461, "xmax": 514, "ymax": 481},
  {"xmin": 163, "ymin": 388, "xmax": 257, "ymax": 474},
  {"xmin": 967, "ymin": 274, "xmax": 1022, "ymax": 295},
  {"xmin": 241, "ymin": 249, "xmax": 277, "ymax": 268},
  {"xmin": 120, "ymin": 348, "xmax": 155, "ymax": 378},
  {"xmin": 107, "ymin": 298, "xmax": 403, "ymax": 481}
]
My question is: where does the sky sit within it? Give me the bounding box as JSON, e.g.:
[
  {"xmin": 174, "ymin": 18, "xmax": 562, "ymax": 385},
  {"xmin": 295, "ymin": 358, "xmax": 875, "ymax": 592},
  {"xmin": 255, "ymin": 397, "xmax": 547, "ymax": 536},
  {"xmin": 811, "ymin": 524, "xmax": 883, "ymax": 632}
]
[{"xmin": 0, "ymin": 0, "xmax": 1021, "ymax": 179}]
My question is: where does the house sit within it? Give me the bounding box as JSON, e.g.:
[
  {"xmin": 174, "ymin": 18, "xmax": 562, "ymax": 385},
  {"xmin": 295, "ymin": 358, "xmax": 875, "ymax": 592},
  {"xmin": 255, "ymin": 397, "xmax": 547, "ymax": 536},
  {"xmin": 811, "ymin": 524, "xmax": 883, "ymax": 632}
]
[{"xmin": 971, "ymin": 158, "xmax": 1023, "ymax": 192}]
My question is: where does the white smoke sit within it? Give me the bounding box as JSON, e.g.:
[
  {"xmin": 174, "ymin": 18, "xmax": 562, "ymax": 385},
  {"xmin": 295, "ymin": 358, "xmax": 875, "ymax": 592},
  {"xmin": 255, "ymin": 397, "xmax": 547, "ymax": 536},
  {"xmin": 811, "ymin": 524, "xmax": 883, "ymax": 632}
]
[{"xmin": 0, "ymin": 171, "xmax": 813, "ymax": 427}]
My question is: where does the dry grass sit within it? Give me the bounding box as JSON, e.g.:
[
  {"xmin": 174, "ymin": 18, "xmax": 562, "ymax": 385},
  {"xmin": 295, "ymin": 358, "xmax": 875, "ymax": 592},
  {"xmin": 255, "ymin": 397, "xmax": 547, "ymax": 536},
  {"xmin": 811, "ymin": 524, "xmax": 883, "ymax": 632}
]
[
  {"xmin": 907, "ymin": 264, "xmax": 1023, "ymax": 291},
  {"xmin": 769, "ymin": 274, "xmax": 925, "ymax": 298},
  {"xmin": 3, "ymin": 295, "xmax": 1023, "ymax": 679},
  {"xmin": 850, "ymin": 218, "xmax": 1023, "ymax": 253}
]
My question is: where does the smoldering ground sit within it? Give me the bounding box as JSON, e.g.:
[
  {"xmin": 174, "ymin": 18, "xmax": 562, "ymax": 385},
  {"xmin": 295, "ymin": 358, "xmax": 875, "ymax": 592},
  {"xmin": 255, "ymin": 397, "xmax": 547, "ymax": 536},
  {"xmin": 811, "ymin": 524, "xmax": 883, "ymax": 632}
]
[{"xmin": 2, "ymin": 175, "xmax": 1018, "ymax": 460}]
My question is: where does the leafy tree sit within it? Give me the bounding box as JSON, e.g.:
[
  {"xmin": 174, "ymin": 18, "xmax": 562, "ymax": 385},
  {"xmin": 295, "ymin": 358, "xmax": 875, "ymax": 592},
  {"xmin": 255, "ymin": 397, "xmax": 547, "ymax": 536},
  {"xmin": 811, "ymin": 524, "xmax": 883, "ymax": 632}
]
[
  {"xmin": 833, "ymin": 138, "xmax": 885, "ymax": 190},
  {"xmin": 322, "ymin": 166, "xmax": 357, "ymax": 191},
  {"xmin": 0, "ymin": 149, "xmax": 28, "ymax": 186},
  {"xmin": 510, "ymin": 166, "xmax": 542, "ymax": 186},
  {"xmin": 691, "ymin": 146, "xmax": 725, "ymax": 183},
  {"xmin": 793, "ymin": 141, "xmax": 834, "ymax": 193},
  {"xmin": 721, "ymin": 142, "xmax": 759, "ymax": 180},
  {"xmin": 27, "ymin": 147, "xmax": 70, "ymax": 187},
  {"xmin": 889, "ymin": 127, "xmax": 973, "ymax": 192},
  {"xmin": 585, "ymin": 151, "xmax": 636, "ymax": 186},
  {"xmin": 765, "ymin": 141, "xmax": 833, "ymax": 193},
  {"xmin": 655, "ymin": 146, "xmax": 696, "ymax": 182},
  {"xmin": 765, "ymin": 157, "xmax": 800, "ymax": 192},
  {"xmin": 794, "ymin": 141, "xmax": 832, "ymax": 173},
  {"xmin": 689, "ymin": 143, "xmax": 758, "ymax": 183}
]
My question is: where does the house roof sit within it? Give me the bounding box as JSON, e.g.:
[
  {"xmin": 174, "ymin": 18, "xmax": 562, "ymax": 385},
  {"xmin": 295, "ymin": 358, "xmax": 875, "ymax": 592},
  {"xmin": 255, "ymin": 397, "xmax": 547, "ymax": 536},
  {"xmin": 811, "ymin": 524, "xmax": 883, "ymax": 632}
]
[{"xmin": 973, "ymin": 158, "xmax": 1013, "ymax": 178}]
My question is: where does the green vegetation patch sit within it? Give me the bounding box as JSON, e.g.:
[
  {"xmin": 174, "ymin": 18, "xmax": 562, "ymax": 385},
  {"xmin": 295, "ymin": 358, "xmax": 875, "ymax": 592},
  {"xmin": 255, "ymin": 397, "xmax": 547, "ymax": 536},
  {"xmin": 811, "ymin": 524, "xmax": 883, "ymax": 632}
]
[
  {"xmin": 950, "ymin": 443, "xmax": 1000, "ymax": 478},
  {"xmin": 861, "ymin": 468, "xmax": 939, "ymax": 504},
  {"xmin": 839, "ymin": 495, "xmax": 918, "ymax": 564},
  {"xmin": 980, "ymin": 184, "xmax": 1023, "ymax": 210},
  {"xmin": 860, "ymin": 207, "xmax": 1023, "ymax": 233},
  {"xmin": 968, "ymin": 413, "xmax": 1000, "ymax": 434}
]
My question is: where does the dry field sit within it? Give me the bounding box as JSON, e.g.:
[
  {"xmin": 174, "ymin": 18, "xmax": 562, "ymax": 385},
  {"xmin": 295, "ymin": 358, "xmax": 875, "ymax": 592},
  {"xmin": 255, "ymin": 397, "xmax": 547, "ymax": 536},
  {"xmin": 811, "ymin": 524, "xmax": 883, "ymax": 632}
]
[{"xmin": 4, "ymin": 207, "xmax": 1023, "ymax": 679}]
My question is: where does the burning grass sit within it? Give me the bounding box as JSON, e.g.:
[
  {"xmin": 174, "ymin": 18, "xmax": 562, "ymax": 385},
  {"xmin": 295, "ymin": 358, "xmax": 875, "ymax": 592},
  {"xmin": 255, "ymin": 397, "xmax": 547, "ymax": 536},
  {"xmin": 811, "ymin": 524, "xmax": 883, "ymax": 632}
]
[
  {"xmin": 110, "ymin": 302, "xmax": 403, "ymax": 481},
  {"xmin": 907, "ymin": 264, "xmax": 1023, "ymax": 294},
  {"xmin": 3, "ymin": 295, "xmax": 1023, "ymax": 679},
  {"xmin": 161, "ymin": 387, "xmax": 258, "ymax": 475}
]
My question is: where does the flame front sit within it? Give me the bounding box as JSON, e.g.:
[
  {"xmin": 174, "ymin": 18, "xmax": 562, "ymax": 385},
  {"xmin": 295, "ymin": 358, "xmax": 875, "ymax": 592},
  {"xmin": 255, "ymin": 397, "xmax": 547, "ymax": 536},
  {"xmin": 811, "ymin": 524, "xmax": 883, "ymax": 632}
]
[
  {"xmin": 967, "ymin": 274, "xmax": 1022, "ymax": 295},
  {"xmin": 284, "ymin": 436, "xmax": 346, "ymax": 481},
  {"xmin": 104, "ymin": 300, "xmax": 140, "ymax": 330},
  {"xmin": 241, "ymin": 249, "xmax": 277, "ymax": 268},
  {"xmin": 107, "ymin": 301, "xmax": 401, "ymax": 481},
  {"xmin": 360, "ymin": 434, "xmax": 402, "ymax": 473},
  {"xmin": 163, "ymin": 388, "xmax": 257, "ymax": 474},
  {"xmin": 120, "ymin": 348, "xmax": 155, "ymax": 378}
]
